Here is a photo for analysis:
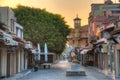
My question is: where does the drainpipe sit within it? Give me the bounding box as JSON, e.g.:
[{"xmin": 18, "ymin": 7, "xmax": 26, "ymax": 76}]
[
  {"xmin": 100, "ymin": 52, "xmax": 103, "ymax": 70},
  {"xmin": 93, "ymin": 52, "xmax": 95, "ymax": 66},
  {"xmin": 18, "ymin": 51, "xmax": 20, "ymax": 73},
  {"xmin": 111, "ymin": 44, "xmax": 115, "ymax": 80}
]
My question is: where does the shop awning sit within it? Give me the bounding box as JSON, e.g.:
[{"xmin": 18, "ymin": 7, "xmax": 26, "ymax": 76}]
[
  {"xmin": 94, "ymin": 38, "xmax": 107, "ymax": 45},
  {"xmin": 80, "ymin": 46, "xmax": 92, "ymax": 51},
  {"xmin": 80, "ymin": 49, "xmax": 89, "ymax": 55},
  {"xmin": 12, "ymin": 35, "xmax": 26, "ymax": 43}
]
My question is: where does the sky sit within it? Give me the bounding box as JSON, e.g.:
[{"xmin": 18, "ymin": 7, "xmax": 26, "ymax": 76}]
[{"xmin": 0, "ymin": 0, "xmax": 119, "ymax": 28}]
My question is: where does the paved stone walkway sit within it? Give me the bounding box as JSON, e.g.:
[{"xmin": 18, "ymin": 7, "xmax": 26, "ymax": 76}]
[
  {"xmin": 18, "ymin": 60, "xmax": 114, "ymax": 80},
  {"xmin": 1, "ymin": 69, "xmax": 32, "ymax": 80}
]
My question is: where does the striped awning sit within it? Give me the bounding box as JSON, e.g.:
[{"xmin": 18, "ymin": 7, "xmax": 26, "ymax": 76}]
[{"xmin": 80, "ymin": 49, "xmax": 89, "ymax": 55}]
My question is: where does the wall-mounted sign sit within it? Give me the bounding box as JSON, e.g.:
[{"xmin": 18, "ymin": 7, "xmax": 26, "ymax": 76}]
[{"xmin": 116, "ymin": 35, "xmax": 120, "ymax": 43}]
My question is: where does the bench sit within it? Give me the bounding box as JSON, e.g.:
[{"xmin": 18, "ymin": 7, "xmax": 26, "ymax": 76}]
[{"xmin": 41, "ymin": 63, "xmax": 52, "ymax": 69}]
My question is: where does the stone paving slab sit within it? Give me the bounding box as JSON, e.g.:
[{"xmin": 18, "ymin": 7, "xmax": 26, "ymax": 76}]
[
  {"xmin": 1, "ymin": 69, "xmax": 32, "ymax": 80},
  {"xmin": 2, "ymin": 60, "xmax": 120, "ymax": 80},
  {"xmin": 66, "ymin": 71, "xmax": 86, "ymax": 76},
  {"xmin": 18, "ymin": 60, "xmax": 116, "ymax": 80},
  {"xmin": 66, "ymin": 63, "xmax": 86, "ymax": 76}
]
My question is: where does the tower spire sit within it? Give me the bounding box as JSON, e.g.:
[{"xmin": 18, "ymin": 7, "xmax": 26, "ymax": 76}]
[{"xmin": 76, "ymin": 14, "xmax": 78, "ymax": 18}]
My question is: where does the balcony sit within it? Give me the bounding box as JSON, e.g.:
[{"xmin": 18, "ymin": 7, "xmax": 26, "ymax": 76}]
[
  {"xmin": 12, "ymin": 35, "xmax": 26, "ymax": 43},
  {"xmin": 79, "ymin": 36, "xmax": 88, "ymax": 39},
  {"xmin": 67, "ymin": 35, "xmax": 73, "ymax": 39},
  {"xmin": 0, "ymin": 29, "xmax": 18, "ymax": 46},
  {"xmin": 67, "ymin": 35, "xmax": 80, "ymax": 39}
]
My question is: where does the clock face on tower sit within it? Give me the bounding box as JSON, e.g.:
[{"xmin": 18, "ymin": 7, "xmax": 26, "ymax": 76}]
[{"xmin": 103, "ymin": 31, "xmax": 110, "ymax": 39}]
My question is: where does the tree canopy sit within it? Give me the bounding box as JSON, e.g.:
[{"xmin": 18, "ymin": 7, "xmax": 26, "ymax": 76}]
[{"xmin": 13, "ymin": 5, "xmax": 71, "ymax": 54}]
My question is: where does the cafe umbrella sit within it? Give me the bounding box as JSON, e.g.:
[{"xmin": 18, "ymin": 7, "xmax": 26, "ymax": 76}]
[
  {"xmin": 44, "ymin": 43, "xmax": 48, "ymax": 62},
  {"xmin": 37, "ymin": 43, "xmax": 41, "ymax": 60}
]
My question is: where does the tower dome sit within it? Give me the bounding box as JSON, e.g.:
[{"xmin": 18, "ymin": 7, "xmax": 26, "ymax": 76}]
[
  {"xmin": 104, "ymin": 0, "xmax": 113, "ymax": 4},
  {"xmin": 74, "ymin": 15, "xmax": 81, "ymax": 21}
]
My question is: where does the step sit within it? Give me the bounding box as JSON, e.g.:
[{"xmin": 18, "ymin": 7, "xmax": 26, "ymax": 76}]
[{"xmin": 66, "ymin": 70, "xmax": 86, "ymax": 76}]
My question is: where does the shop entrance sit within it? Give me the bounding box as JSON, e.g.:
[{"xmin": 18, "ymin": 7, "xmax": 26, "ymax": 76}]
[{"xmin": 118, "ymin": 50, "xmax": 120, "ymax": 76}]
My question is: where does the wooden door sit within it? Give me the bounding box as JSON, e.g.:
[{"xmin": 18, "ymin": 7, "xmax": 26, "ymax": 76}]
[
  {"xmin": 16, "ymin": 51, "xmax": 18, "ymax": 73},
  {"xmin": 118, "ymin": 50, "xmax": 120, "ymax": 76},
  {"xmin": 0, "ymin": 49, "xmax": 1, "ymax": 77}
]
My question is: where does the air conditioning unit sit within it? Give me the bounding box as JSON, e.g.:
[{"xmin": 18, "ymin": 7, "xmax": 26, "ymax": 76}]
[
  {"xmin": 25, "ymin": 43, "xmax": 32, "ymax": 49},
  {"xmin": 25, "ymin": 41, "xmax": 32, "ymax": 49},
  {"xmin": 12, "ymin": 40, "xmax": 18, "ymax": 46},
  {"xmin": 7, "ymin": 40, "xmax": 10, "ymax": 43},
  {"xmin": 0, "ymin": 35, "xmax": 3, "ymax": 38},
  {"xmin": 0, "ymin": 35, "xmax": 4, "ymax": 40},
  {"xmin": 7, "ymin": 47, "xmax": 15, "ymax": 53},
  {"xmin": 0, "ymin": 38, "xmax": 4, "ymax": 42},
  {"xmin": 31, "ymin": 49, "xmax": 37, "ymax": 54},
  {"xmin": 0, "ymin": 32, "xmax": 3, "ymax": 38}
]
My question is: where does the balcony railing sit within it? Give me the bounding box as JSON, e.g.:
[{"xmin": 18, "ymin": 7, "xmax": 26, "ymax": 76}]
[
  {"xmin": 67, "ymin": 35, "xmax": 80, "ymax": 38},
  {"xmin": 0, "ymin": 29, "xmax": 18, "ymax": 46},
  {"xmin": 79, "ymin": 36, "xmax": 88, "ymax": 39}
]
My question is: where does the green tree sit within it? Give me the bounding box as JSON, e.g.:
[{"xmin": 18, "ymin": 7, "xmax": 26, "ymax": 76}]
[{"xmin": 13, "ymin": 5, "xmax": 71, "ymax": 54}]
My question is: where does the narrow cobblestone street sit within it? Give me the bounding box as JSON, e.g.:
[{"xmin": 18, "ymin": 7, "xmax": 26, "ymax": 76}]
[{"xmin": 18, "ymin": 60, "xmax": 113, "ymax": 80}]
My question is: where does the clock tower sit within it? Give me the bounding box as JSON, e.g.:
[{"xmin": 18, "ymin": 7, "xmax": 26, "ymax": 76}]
[{"xmin": 74, "ymin": 15, "xmax": 81, "ymax": 28}]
